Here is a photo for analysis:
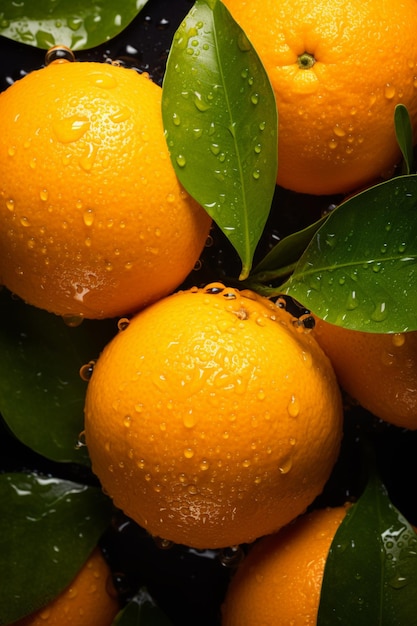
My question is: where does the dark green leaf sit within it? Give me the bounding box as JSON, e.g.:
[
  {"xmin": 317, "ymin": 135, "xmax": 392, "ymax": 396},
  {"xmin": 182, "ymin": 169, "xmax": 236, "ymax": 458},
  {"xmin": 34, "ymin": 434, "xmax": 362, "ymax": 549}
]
[
  {"xmin": 0, "ymin": 471, "xmax": 113, "ymax": 624},
  {"xmin": 394, "ymin": 104, "xmax": 414, "ymax": 175},
  {"xmin": 249, "ymin": 213, "xmax": 328, "ymax": 287},
  {"xmin": 112, "ymin": 587, "xmax": 173, "ymax": 626},
  {"xmin": 318, "ymin": 470, "xmax": 417, "ymax": 625},
  {"xmin": 0, "ymin": 0, "xmax": 149, "ymax": 50},
  {"xmin": 162, "ymin": 0, "xmax": 278, "ymax": 279},
  {"xmin": 280, "ymin": 175, "xmax": 417, "ymax": 332},
  {"xmin": 0, "ymin": 289, "xmax": 116, "ymax": 464}
]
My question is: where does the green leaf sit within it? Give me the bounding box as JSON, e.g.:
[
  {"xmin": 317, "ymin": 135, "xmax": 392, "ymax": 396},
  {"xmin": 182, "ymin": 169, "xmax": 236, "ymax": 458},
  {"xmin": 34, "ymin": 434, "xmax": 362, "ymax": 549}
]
[
  {"xmin": 112, "ymin": 587, "xmax": 173, "ymax": 626},
  {"xmin": 394, "ymin": 104, "xmax": 414, "ymax": 175},
  {"xmin": 162, "ymin": 0, "xmax": 278, "ymax": 279},
  {"xmin": 0, "ymin": 472, "xmax": 113, "ymax": 624},
  {"xmin": 280, "ymin": 175, "xmax": 417, "ymax": 332},
  {"xmin": 0, "ymin": 0, "xmax": 149, "ymax": 50},
  {"xmin": 0, "ymin": 289, "xmax": 116, "ymax": 464},
  {"xmin": 248, "ymin": 213, "xmax": 328, "ymax": 290},
  {"xmin": 318, "ymin": 469, "xmax": 417, "ymax": 625}
]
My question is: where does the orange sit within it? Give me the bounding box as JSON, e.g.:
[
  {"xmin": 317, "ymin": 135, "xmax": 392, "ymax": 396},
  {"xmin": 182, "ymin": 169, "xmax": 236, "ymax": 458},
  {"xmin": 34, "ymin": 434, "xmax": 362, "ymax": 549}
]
[
  {"xmin": 84, "ymin": 283, "xmax": 343, "ymax": 549},
  {"xmin": 222, "ymin": 0, "xmax": 417, "ymax": 196},
  {"xmin": 0, "ymin": 59, "xmax": 211, "ymax": 319},
  {"xmin": 12, "ymin": 546, "xmax": 119, "ymax": 626},
  {"xmin": 312, "ymin": 318, "xmax": 417, "ymax": 430},
  {"xmin": 221, "ymin": 504, "xmax": 349, "ymax": 626}
]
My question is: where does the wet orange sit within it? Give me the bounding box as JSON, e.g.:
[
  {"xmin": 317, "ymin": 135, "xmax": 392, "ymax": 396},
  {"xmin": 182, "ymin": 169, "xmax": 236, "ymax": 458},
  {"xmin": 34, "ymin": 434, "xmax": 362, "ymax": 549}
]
[
  {"xmin": 12, "ymin": 547, "xmax": 119, "ymax": 626},
  {"xmin": 223, "ymin": 0, "xmax": 417, "ymax": 195},
  {"xmin": 313, "ymin": 318, "xmax": 417, "ymax": 429},
  {"xmin": 84, "ymin": 283, "xmax": 343, "ymax": 549},
  {"xmin": 221, "ymin": 505, "xmax": 349, "ymax": 626},
  {"xmin": 0, "ymin": 59, "xmax": 211, "ymax": 319}
]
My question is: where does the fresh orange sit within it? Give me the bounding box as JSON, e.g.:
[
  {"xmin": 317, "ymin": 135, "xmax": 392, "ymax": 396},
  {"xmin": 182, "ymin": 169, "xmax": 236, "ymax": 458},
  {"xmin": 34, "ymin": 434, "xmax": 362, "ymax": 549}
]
[
  {"xmin": 0, "ymin": 58, "xmax": 211, "ymax": 320},
  {"xmin": 221, "ymin": 504, "xmax": 349, "ymax": 626},
  {"xmin": 12, "ymin": 546, "xmax": 119, "ymax": 626},
  {"xmin": 223, "ymin": 0, "xmax": 417, "ymax": 195},
  {"xmin": 312, "ymin": 318, "xmax": 417, "ymax": 430},
  {"xmin": 84, "ymin": 283, "xmax": 343, "ymax": 549}
]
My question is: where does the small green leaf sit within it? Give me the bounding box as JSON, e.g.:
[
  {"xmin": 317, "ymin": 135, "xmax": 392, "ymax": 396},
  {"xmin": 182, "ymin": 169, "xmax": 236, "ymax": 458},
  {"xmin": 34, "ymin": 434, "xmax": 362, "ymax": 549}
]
[
  {"xmin": 0, "ymin": 289, "xmax": 115, "ymax": 464},
  {"xmin": 162, "ymin": 0, "xmax": 278, "ymax": 279},
  {"xmin": 248, "ymin": 213, "xmax": 328, "ymax": 289},
  {"xmin": 0, "ymin": 0, "xmax": 149, "ymax": 50},
  {"xmin": 394, "ymin": 104, "xmax": 414, "ymax": 175},
  {"xmin": 318, "ymin": 469, "xmax": 417, "ymax": 625},
  {"xmin": 0, "ymin": 472, "xmax": 113, "ymax": 624},
  {"xmin": 280, "ymin": 175, "xmax": 417, "ymax": 332},
  {"xmin": 112, "ymin": 587, "xmax": 173, "ymax": 626}
]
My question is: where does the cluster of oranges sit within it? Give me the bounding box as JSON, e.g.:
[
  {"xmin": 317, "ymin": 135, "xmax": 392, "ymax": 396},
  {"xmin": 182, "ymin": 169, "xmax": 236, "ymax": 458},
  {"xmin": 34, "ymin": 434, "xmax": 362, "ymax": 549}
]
[{"xmin": 1, "ymin": 0, "xmax": 417, "ymax": 623}]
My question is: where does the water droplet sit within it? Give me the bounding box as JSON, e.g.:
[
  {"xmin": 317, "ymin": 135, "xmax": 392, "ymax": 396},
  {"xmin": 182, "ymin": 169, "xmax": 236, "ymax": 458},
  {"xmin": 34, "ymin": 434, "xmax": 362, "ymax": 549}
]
[
  {"xmin": 259, "ymin": 121, "xmax": 266, "ymax": 131},
  {"xmin": 45, "ymin": 45, "xmax": 75, "ymax": 65},
  {"xmin": 328, "ymin": 139, "xmax": 338, "ymax": 150},
  {"xmin": 287, "ymin": 395, "xmax": 300, "ymax": 417},
  {"xmin": 79, "ymin": 360, "xmax": 96, "ymax": 381},
  {"xmin": 153, "ymin": 536, "xmax": 174, "ymax": 550},
  {"xmin": 219, "ymin": 545, "xmax": 245, "ymax": 567},
  {"xmin": 109, "ymin": 107, "xmax": 131, "ymax": 124},
  {"xmin": 252, "ymin": 169, "xmax": 260, "ymax": 180},
  {"xmin": 279, "ymin": 456, "xmax": 293, "ymax": 474},
  {"xmin": 193, "ymin": 92, "xmax": 210, "ymax": 111},
  {"xmin": 89, "ymin": 71, "xmax": 118, "ymax": 89},
  {"xmin": 333, "ymin": 124, "xmax": 346, "ymax": 137},
  {"xmin": 172, "ymin": 112, "xmax": 181, "ymax": 126},
  {"xmin": 117, "ymin": 317, "xmax": 130, "ymax": 331},
  {"xmin": 62, "ymin": 314, "xmax": 84, "ymax": 327},
  {"xmin": 210, "ymin": 143, "xmax": 220, "ymax": 155},
  {"xmin": 176, "ymin": 154, "xmax": 186, "ymax": 168},
  {"xmin": 6, "ymin": 198, "xmax": 14, "ymax": 211},
  {"xmin": 79, "ymin": 142, "xmax": 98, "ymax": 171},
  {"xmin": 346, "ymin": 290, "xmax": 359, "ymax": 310},
  {"xmin": 384, "ymin": 83, "xmax": 396, "ymax": 99},
  {"xmin": 75, "ymin": 430, "xmax": 87, "ymax": 449},
  {"xmin": 19, "ymin": 216, "xmax": 30, "ymax": 228},
  {"xmin": 183, "ymin": 411, "xmax": 196, "ymax": 428},
  {"xmin": 39, "ymin": 189, "xmax": 49, "ymax": 202},
  {"xmin": 398, "ymin": 242, "xmax": 406, "ymax": 253},
  {"xmin": 123, "ymin": 415, "xmax": 132, "ymax": 428},
  {"xmin": 389, "ymin": 575, "xmax": 408, "ymax": 589},
  {"xmin": 53, "ymin": 116, "xmax": 90, "ymax": 143},
  {"xmin": 184, "ymin": 448, "xmax": 194, "ymax": 459},
  {"xmin": 371, "ymin": 301, "xmax": 388, "ymax": 322},
  {"xmin": 8, "ymin": 145, "xmax": 16, "ymax": 157},
  {"xmin": 251, "ymin": 93, "xmax": 259, "ymax": 105},
  {"xmin": 83, "ymin": 208, "xmax": 94, "ymax": 226}
]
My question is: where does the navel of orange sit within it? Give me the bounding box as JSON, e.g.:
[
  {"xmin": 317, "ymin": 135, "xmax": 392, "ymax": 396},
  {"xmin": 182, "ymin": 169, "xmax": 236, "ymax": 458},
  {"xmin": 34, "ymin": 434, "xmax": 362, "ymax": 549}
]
[{"xmin": 223, "ymin": 0, "xmax": 417, "ymax": 195}]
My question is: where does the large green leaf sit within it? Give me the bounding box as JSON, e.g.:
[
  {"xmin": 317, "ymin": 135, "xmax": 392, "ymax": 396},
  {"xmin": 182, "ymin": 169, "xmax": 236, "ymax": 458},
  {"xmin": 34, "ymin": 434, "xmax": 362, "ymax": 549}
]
[
  {"xmin": 280, "ymin": 175, "xmax": 417, "ymax": 332},
  {"xmin": 0, "ymin": 289, "xmax": 116, "ymax": 464},
  {"xmin": 162, "ymin": 0, "xmax": 278, "ymax": 279},
  {"xmin": 0, "ymin": 472, "xmax": 113, "ymax": 624},
  {"xmin": 0, "ymin": 0, "xmax": 149, "ymax": 50},
  {"xmin": 318, "ymin": 468, "xmax": 417, "ymax": 625},
  {"xmin": 112, "ymin": 587, "xmax": 173, "ymax": 626}
]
